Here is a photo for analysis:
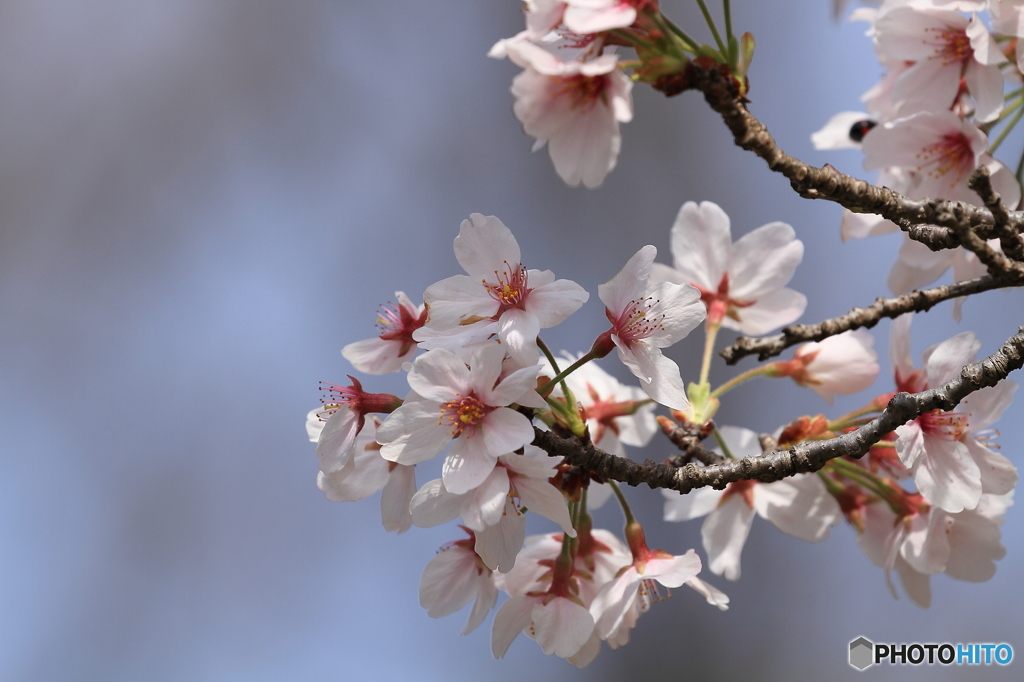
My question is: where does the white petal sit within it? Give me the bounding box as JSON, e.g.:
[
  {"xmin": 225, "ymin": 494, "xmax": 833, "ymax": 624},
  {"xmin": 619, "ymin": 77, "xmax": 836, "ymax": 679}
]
[
  {"xmin": 491, "ymin": 595, "xmax": 536, "ymax": 658},
  {"xmin": 702, "ymin": 495, "xmax": 755, "ymax": 581},
  {"xmin": 342, "ymin": 337, "xmax": 414, "ymax": 375},
  {"xmin": 924, "ymin": 331, "xmax": 979, "ymax": 388},
  {"xmin": 754, "ymin": 474, "xmax": 842, "ymax": 542},
  {"xmin": 963, "ymin": 437, "xmax": 1017, "ymax": 497},
  {"xmin": 315, "ymin": 406, "xmax": 361, "ymax": 473},
  {"xmin": 377, "ymin": 400, "xmax": 452, "ymax": 465},
  {"xmin": 895, "ymin": 557, "xmax": 932, "ymax": 608},
  {"xmin": 729, "ymin": 222, "xmax": 803, "ymax": 301},
  {"xmin": 641, "ymin": 281, "xmax": 706, "ymax": 348},
  {"xmin": 443, "ymin": 437, "xmax": 500, "ymax": 495},
  {"xmin": 526, "ymin": 278, "xmax": 589, "ymax": 328},
  {"xmin": 944, "ymin": 509, "xmax": 1006, "ymax": 582},
  {"xmin": 515, "ymin": 476, "xmax": 575, "ymax": 536},
  {"xmin": 900, "ymin": 509, "xmax": 951, "ymax": 575},
  {"xmin": 317, "ymin": 446, "xmax": 391, "ymax": 502},
  {"xmin": 728, "ymin": 288, "xmax": 806, "ymax": 336},
  {"xmin": 668, "ymin": 201, "xmax": 731, "ymax": 290},
  {"xmin": 662, "ymin": 487, "xmax": 725, "ymax": 522},
  {"xmin": 462, "ymin": 576, "xmax": 498, "ymax": 635},
  {"xmin": 618, "ymin": 342, "xmax": 688, "ymax": 410},
  {"xmin": 684, "ymin": 577, "xmax": 730, "ymax": 611},
  {"xmin": 912, "ymin": 435, "xmax": 981, "ymax": 513},
  {"xmin": 454, "ymin": 214, "xmax": 522, "ymax": 282},
  {"xmin": 496, "ymin": 308, "xmax": 541, "ymax": 367},
  {"xmin": 380, "ymin": 464, "xmax": 416, "ymax": 533},
  {"xmin": 419, "ymin": 546, "xmax": 483, "ymax": 618},
  {"xmin": 480, "ymin": 407, "xmax": 535, "ymax": 458},
  {"xmin": 532, "ymin": 598, "xmax": 595, "ymax": 658},
  {"xmin": 422, "ymin": 275, "xmax": 500, "ymax": 329},
  {"xmin": 598, "ymin": 246, "xmax": 655, "ymax": 316},
  {"xmin": 410, "ymin": 478, "xmax": 464, "ymax": 528},
  {"xmin": 475, "ymin": 504, "xmax": 527, "ymax": 573},
  {"xmin": 407, "ymin": 348, "xmax": 471, "ymax": 403},
  {"xmin": 642, "ymin": 549, "xmax": 702, "ymax": 588}
]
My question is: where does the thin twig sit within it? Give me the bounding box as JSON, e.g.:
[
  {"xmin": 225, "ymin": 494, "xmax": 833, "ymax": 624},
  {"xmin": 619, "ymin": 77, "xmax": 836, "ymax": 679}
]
[
  {"xmin": 968, "ymin": 166, "xmax": 1024, "ymax": 262},
  {"xmin": 720, "ymin": 276, "xmax": 1018, "ymax": 364}
]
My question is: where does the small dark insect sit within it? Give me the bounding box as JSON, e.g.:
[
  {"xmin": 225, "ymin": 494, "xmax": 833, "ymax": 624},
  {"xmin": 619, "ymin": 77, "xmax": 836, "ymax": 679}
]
[{"xmin": 848, "ymin": 119, "xmax": 876, "ymax": 143}]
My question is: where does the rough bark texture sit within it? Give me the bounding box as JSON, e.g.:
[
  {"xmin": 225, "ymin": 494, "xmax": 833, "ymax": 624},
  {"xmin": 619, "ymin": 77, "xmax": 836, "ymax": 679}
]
[
  {"xmin": 720, "ymin": 276, "xmax": 1018, "ymax": 364},
  {"xmin": 533, "ymin": 329, "xmax": 1024, "ymax": 494}
]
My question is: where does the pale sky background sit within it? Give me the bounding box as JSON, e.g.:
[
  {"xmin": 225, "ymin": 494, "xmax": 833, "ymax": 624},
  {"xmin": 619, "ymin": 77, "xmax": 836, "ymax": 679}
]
[{"xmin": 1, "ymin": 1, "xmax": 1022, "ymax": 680}]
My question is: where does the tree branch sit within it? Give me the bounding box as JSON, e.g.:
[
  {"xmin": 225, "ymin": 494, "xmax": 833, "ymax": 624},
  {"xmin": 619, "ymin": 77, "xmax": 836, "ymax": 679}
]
[
  {"xmin": 534, "ymin": 327, "xmax": 1024, "ymax": 494},
  {"xmin": 968, "ymin": 166, "xmax": 1024, "ymax": 262},
  {"xmin": 719, "ymin": 275, "xmax": 1019, "ymax": 364},
  {"xmin": 674, "ymin": 61, "xmax": 1017, "ymax": 249}
]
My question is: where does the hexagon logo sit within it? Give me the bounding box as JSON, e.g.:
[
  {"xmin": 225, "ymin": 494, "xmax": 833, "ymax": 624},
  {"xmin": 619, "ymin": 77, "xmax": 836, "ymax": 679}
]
[{"xmin": 849, "ymin": 637, "xmax": 874, "ymax": 670}]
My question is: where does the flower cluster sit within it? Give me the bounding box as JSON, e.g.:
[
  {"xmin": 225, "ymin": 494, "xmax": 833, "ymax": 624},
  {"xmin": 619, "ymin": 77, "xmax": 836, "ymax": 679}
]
[
  {"xmin": 814, "ymin": 0, "xmax": 1024, "ymax": 315},
  {"xmin": 303, "ymin": 0, "xmax": 1023, "ymax": 668}
]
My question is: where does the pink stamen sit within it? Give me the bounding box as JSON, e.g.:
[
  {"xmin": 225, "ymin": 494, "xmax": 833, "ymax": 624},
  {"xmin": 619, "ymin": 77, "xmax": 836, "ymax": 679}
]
[
  {"xmin": 914, "ymin": 132, "xmax": 975, "ymax": 188},
  {"xmin": 918, "ymin": 409, "xmax": 969, "ymax": 441},
  {"xmin": 485, "ymin": 260, "xmax": 531, "ymax": 314}
]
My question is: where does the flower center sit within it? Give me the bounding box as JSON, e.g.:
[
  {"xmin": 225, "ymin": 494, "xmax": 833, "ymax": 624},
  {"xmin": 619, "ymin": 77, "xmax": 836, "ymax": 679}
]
[
  {"xmin": 554, "ymin": 73, "xmax": 607, "ymax": 110},
  {"xmin": 924, "ymin": 26, "xmax": 972, "ymax": 66},
  {"xmin": 915, "ymin": 131, "xmax": 975, "ymax": 188},
  {"xmin": 918, "ymin": 409, "xmax": 969, "ymax": 441},
  {"xmin": 438, "ymin": 394, "xmax": 490, "ymax": 437},
  {"xmin": 485, "ymin": 261, "xmax": 530, "ymax": 313},
  {"xmin": 318, "ymin": 380, "xmax": 360, "ymax": 420},
  {"xmin": 613, "ymin": 296, "xmax": 665, "ymax": 344},
  {"xmin": 376, "ymin": 300, "xmax": 427, "ymax": 355}
]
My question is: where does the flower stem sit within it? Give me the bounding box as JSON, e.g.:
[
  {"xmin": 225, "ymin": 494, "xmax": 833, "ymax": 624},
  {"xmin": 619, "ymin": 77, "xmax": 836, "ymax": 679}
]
[
  {"xmin": 538, "ymin": 350, "xmax": 597, "ymax": 395},
  {"xmin": 695, "ymin": 0, "xmax": 727, "ymax": 55},
  {"xmin": 989, "ymin": 98, "xmax": 1024, "ymax": 154},
  {"xmin": 609, "ymin": 28, "xmax": 656, "ymax": 52},
  {"xmin": 711, "ymin": 427, "xmax": 736, "ymax": 460},
  {"xmin": 699, "ymin": 320, "xmax": 721, "ymax": 386},
  {"xmin": 709, "ymin": 363, "xmax": 778, "ymax": 399},
  {"xmin": 607, "ymin": 480, "xmax": 636, "ymax": 526},
  {"xmin": 661, "ymin": 15, "xmax": 700, "ymax": 52}
]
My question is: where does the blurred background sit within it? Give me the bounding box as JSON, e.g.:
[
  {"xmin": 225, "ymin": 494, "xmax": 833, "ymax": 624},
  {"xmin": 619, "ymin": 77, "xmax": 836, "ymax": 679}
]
[{"xmin": 1, "ymin": 1, "xmax": 1021, "ymax": 680}]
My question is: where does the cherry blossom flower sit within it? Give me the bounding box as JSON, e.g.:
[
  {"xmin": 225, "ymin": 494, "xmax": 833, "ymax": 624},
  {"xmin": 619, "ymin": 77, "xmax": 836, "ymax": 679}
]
[
  {"xmin": 307, "ymin": 377, "xmax": 403, "ymax": 474},
  {"xmin": 408, "ymin": 447, "xmax": 576, "ymax": 571},
  {"xmin": 492, "ymin": 519, "xmax": 636, "ymax": 666},
  {"xmin": 501, "ymin": 40, "xmax": 633, "ymax": 189},
  {"xmin": 992, "ymin": 0, "xmax": 1024, "ymax": 72},
  {"xmin": 596, "ymin": 245, "xmax": 706, "ymax": 410},
  {"xmin": 563, "ymin": 0, "xmax": 649, "ymax": 34},
  {"xmin": 545, "ymin": 352, "xmax": 657, "ymax": 457},
  {"xmin": 891, "ymin": 317, "xmax": 1018, "ymax": 512},
  {"xmin": 420, "ymin": 533, "xmax": 498, "ymax": 634},
  {"xmin": 873, "ymin": 6, "xmax": 1005, "ymax": 122},
  {"xmin": 312, "ymin": 415, "xmax": 417, "ymax": 534},
  {"xmin": 857, "ymin": 489, "xmax": 1013, "ymax": 607},
  {"xmin": 376, "ymin": 344, "xmax": 545, "ymax": 494},
  {"xmin": 588, "ymin": 521, "xmax": 703, "ymax": 640},
  {"xmin": 662, "ymin": 426, "xmax": 842, "ymax": 580},
  {"xmin": 774, "ymin": 330, "xmax": 880, "ymax": 404},
  {"xmin": 421, "ymin": 214, "xmax": 588, "ymax": 365},
  {"xmin": 648, "ymin": 201, "xmax": 806, "ymax": 336},
  {"xmin": 861, "ymin": 112, "xmax": 1013, "ymax": 203},
  {"xmin": 341, "ymin": 292, "xmax": 426, "ymax": 375},
  {"xmin": 405, "ymin": 446, "xmax": 573, "ymax": 536}
]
